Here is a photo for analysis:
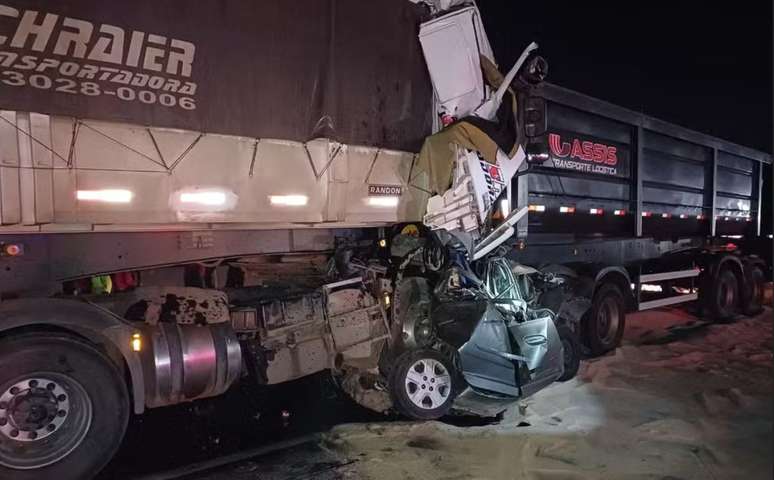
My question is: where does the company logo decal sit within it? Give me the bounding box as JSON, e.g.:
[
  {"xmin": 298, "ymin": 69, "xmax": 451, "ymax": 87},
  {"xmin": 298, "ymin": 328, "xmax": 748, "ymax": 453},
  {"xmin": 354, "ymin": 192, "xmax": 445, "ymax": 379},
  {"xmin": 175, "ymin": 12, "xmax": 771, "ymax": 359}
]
[
  {"xmin": 0, "ymin": 4, "xmax": 197, "ymax": 110},
  {"xmin": 545, "ymin": 132, "xmax": 628, "ymax": 177},
  {"xmin": 368, "ymin": 184, "xmax": 402, "ymax": 196}
]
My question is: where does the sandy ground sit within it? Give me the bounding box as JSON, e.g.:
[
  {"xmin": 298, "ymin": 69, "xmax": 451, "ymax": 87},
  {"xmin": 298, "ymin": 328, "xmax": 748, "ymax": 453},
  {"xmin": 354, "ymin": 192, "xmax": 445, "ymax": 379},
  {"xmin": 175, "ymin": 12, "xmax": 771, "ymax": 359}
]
[
  {"xmin": 322, "ymin": 307, "xmax": 773, "ymax": 480},
  {"xmin": 185, "ymin": 307, "xmax": 772, "ymax": 480}
]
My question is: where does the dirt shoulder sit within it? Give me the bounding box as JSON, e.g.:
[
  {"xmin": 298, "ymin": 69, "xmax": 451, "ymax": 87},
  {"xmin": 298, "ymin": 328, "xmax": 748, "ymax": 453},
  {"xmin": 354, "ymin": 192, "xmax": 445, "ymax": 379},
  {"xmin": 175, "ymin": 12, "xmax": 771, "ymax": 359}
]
[{"xmin": 327, "ymin": 308, "xmax": 772, "ymax": 480}]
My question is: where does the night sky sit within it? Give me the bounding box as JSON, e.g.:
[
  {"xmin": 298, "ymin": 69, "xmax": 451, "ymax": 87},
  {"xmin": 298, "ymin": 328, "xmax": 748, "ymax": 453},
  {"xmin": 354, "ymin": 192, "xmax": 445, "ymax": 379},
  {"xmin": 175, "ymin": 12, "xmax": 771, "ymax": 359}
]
[{"xmin": 478, "ymin": 1, "xmax": 772, "ymax": 153}]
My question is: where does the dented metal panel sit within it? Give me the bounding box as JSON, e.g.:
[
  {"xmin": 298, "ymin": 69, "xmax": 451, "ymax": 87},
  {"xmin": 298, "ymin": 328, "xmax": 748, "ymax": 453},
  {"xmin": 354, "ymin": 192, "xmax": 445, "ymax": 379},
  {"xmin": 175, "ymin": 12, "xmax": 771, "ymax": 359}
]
[
  {"xmin": 325, "ymin": 282, "xmax": 390, "ymax": 363},
  {"xmin": 14, "ymin": 111, "xmax": 54, "ymax": 225},
  {"xmin": 419, "ymin": 7, "xmax": 488, "ymax": 120},
  {"xmin": 0, "ymin": 112, "xmax": 429, "ymax": 230},
  {"xmin": 0, "ymin": 111, "xmax": 20, "ymax": 225}
]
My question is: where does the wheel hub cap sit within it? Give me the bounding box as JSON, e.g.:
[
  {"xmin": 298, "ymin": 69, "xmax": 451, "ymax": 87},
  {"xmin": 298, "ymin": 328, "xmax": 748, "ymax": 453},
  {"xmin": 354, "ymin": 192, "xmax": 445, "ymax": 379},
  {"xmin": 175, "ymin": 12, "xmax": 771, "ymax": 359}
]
[
  {"xmin": 597, "ymin": 298, "xmax": 619, "ymax": 343},
  {"xmin": 404, "ymin": 358, "xmax": 451, "ymax": 410},
  {"xmin": 0, "ymin": 378, "xmax": 69, "ymax": 442},
  {"xmin": 0, "ymin": 373, "xmax": 92, "ymax": 471}
]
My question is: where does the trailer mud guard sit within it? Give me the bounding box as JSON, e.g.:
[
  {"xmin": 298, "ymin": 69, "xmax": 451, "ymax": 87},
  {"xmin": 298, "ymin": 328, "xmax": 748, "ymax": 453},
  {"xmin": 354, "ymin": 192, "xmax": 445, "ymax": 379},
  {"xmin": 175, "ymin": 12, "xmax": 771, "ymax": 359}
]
[
  {"xmin": 594, "ymin": 266, "xmax": 634, "ymax": 309},
  {"xmin": 0, "ymin": 298, "xmax": 146, "ymax": 413}
]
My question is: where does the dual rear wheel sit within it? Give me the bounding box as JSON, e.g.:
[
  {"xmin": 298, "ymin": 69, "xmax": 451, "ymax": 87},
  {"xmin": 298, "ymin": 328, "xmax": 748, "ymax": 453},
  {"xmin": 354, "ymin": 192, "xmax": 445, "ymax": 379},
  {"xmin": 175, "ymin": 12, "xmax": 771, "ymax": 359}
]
[
  {"xmin": 706, "ymin": 264, "xmax": 766, "ymax": 321},
  {"xmin": 585, "ymin": 262, "xmax": 767, "ymax": 355},
  {"xmin": 0, "ymin": 334, "xmax": 129, "ymax": 480}
]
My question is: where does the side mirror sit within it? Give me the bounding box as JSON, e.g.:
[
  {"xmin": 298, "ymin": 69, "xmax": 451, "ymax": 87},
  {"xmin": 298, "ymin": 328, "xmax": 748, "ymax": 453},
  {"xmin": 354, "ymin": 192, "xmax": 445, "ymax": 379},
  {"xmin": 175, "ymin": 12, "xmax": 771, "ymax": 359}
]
[
  {"xmin": 519, "ymin": 55, "xmax": 549, "ymax": 85},
  {"xmin": 524, "ymin": 97, "xmax": 547, "ymax": 137},
  {"xmin": 525, "ymin": 140, "xmax": 549, "ymax": 164}
]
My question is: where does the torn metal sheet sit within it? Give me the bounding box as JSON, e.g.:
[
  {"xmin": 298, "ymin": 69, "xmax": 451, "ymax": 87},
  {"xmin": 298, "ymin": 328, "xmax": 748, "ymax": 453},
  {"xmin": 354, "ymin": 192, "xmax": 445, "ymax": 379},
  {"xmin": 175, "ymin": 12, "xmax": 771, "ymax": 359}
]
[
  {"xmin": 419, "ymin": 7, "xmax": 488, "ymax": 120},
  {"xmin": 325, "ymin": 280, "xmax": 390, "ymax": 363},
  {"xmin": 474, "ymin": 42, "xmax": 538, "ymax": 121}
]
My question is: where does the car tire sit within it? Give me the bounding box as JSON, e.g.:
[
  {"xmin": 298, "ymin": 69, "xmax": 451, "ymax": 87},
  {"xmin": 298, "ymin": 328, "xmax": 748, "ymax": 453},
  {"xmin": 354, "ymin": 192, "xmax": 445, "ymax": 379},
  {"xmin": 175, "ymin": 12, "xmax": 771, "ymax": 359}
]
[
  {"xmin": 707, "ymin": 268, "xmax": 739, "ymax": 322},
  {"xmin": 585, "ymin": 283, "xmax": 626, "ymax": 356},
  {"xmin": 742, "ymin": 265, "xmax": 765, "ymax": 317},
  {"xmin": 389, "ymin": 349, "xmax": 455, "ymax": 420},
  {"xmin": 556, "ymin": 324, "xmax": 581, "ymax": 382},
  {"xmin": 0, "ymin": 333, "xmax": 129, "ymax": 480}
]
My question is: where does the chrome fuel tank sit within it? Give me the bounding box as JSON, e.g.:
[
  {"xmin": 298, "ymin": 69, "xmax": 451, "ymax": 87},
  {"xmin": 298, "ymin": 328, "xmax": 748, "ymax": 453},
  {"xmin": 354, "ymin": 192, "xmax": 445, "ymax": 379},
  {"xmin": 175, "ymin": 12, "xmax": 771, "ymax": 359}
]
[{"xmin": 140, "ymin": 323, "xmax": 242, "ymax": 408}]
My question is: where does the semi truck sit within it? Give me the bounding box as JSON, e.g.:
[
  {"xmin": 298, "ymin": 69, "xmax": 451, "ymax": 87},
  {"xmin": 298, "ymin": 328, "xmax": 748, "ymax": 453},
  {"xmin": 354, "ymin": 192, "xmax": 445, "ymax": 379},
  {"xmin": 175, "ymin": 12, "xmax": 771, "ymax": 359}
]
[{"xmin": 0, "ymin": 1, "xmax": 769, "ymax": 478}]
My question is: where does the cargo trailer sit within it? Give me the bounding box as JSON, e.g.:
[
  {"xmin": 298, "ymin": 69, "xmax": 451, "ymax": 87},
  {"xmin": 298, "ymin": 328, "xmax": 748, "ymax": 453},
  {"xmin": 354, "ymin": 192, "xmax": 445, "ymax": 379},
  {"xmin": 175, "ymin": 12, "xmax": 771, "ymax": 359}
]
[{"xmin": 506, "ymin": 82, "xmax": 771, "ymax": 353}]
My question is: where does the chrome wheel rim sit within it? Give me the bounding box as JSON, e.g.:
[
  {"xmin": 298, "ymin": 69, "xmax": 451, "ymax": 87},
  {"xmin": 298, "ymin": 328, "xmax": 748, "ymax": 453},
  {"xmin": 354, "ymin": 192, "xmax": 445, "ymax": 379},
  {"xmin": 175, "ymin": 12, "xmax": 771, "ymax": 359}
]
[
  {"xmin": 0, "ymin": 373, "xmax": 92, "ymax": 470},
  {"xmin": 404, "ymin": 358, "xmax": 451, "ymax": 410}
]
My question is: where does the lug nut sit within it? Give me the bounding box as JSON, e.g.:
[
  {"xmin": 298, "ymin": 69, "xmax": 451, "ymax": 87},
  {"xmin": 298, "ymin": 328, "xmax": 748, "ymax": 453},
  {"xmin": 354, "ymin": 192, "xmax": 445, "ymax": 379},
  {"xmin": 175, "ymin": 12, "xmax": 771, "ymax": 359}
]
[
  {"xmin": 9, "ymin": 429, "xmax": 18, "ymax": 438},
  {"xmin": 9, "ymin": 387, "xmax": 19, "ymax": 395},
  {"xmin": 57, "ymin": 410, "xmax": 66, "ymax": 418},
  {"xmin": 28, "ymin": 380, "xmax": 38, "ymax": 388},
  {"xmin": 28, "ymin": 432, "xmax": 37, "ymax": 440},
  {"xmin": 0, "ymin": 402, "xmax": 7, "ymax": 410},
  {"xmin": 0, "ymin": 418, "xmax": 6, "ymax": 426},
  {"xmin": 46, "ymin": 424, "xmax": 55, "ymax": 432},
  {"xmin": 57, "ymin": 394, "xmax": 66, "ymax": 402},
  {"xmin": 46, "ymin": 383, "xmax": 55, "ymax": 391}
]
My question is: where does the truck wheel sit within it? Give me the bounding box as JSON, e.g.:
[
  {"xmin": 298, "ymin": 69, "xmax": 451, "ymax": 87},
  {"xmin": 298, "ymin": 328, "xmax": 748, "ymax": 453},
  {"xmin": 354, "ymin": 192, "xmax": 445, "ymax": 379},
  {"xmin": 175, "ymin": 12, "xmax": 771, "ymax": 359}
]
[
  {"xmin": 0, "ymin": 333, "xmax": 129, "ymax": 480},
  {"xmin": 742, "ymin": 265, "xmax": 765, "ymax": 317},
  {"xmin": 556, "ymin": 324, "xmax": 581, "ymax": 382},
  {"xmin": 707, "ymin": 268, "xmax": 739, "ymax": 322},
  {"xmin": 585, "ymin": 283, "xmax": 626, "ymax": 356},
  {"xmin": 389, "ymin": 349, "xmax": 455, "ymax": 420}
]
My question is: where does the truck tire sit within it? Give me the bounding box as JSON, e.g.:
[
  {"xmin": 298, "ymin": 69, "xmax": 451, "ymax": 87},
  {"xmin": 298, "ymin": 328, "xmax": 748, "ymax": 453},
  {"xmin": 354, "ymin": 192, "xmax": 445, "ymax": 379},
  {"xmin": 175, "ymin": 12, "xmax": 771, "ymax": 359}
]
[
  {"xmin": 585, "ymin": 283, "xmax": 626, "ymax": 356},
  {"xmin": 707, "ymin": 268, "xmax": 739, "ymax": 322},
  {"xmin": 742, "ymin": 265, "xmax": 765, "ymax": 317},
  {"xmin": 556, "ymin": 324, "xmax": 581, "ymax": 382},
  {"xmin": 0, "ymin": 333, "xmax": 129, "ymax": 480},
  {"xmin": 389, "ymin": 349, "xmax": 455, "ymax": 420}
]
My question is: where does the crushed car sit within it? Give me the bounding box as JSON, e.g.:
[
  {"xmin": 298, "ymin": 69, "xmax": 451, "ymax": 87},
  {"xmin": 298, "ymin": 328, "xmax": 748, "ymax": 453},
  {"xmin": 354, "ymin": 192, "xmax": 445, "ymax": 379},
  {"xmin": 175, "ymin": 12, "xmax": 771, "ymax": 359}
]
[{"xmin": 351, "ymin": 229, "xmax": 588, "ymax": 420}]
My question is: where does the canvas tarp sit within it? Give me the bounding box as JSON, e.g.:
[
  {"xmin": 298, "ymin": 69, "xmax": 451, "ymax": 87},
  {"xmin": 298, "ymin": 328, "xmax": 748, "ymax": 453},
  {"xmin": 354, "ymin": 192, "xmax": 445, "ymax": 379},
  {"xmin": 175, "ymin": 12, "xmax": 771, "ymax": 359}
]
[{"xmin": 0, "ymin": 0, "xmax": 433, "ymax": 152}]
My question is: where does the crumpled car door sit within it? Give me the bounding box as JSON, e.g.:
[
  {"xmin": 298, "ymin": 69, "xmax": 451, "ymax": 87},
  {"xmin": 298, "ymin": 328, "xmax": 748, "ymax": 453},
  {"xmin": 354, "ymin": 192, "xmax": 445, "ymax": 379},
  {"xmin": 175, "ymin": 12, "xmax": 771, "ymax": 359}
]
[
  {"xmin": 505, "ymin": 312, "xmax": 563, "ymax": 398},
  {"xmin": 455, "ymin": 258, "xmax": 564, "ymax": 398},
  {"xmin": 456, "ymin": 303, "xmax": 521, "ymax": 397}
]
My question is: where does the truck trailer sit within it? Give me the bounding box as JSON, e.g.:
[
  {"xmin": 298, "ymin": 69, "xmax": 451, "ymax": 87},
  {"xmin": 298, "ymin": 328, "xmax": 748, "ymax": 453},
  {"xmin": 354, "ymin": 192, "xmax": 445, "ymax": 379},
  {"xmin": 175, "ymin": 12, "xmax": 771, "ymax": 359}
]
[{"xmin": 0, "ymin": 1, "xmax": 769, "ymax": 479}]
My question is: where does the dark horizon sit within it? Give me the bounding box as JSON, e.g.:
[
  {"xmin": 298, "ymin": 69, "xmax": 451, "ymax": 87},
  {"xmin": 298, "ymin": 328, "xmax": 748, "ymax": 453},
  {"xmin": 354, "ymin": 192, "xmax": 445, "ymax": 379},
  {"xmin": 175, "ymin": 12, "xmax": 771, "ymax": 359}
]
[{"xmin": 478, "ymin": 1, "xmax": 772, "ymax": 153}]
